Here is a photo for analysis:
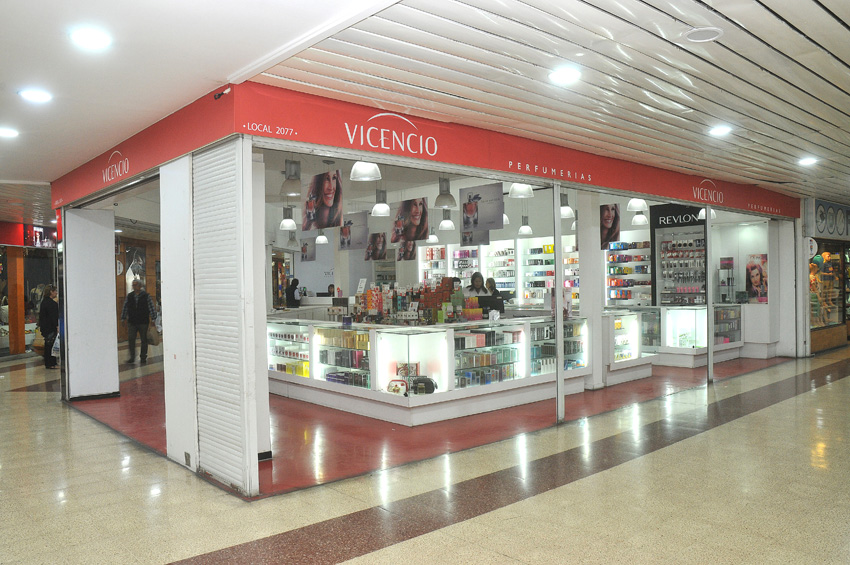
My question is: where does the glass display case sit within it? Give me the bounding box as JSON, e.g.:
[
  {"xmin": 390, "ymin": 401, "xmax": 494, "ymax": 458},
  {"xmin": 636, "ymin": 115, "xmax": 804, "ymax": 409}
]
[
  {"xmin": 453, "ymin": 319, "xmax": 527, "ymax": 388},
  {"xmin": 810, "ymin": 242, "xmax": 844, "ymax": 329},
  {"xmin": 664, "ymin": 307, "xmax": 708, "ymax": 349},
  {"xmin": 639, "ymin": 307, "xmax": 661, "ymax": 352},
  {"xmin": 714, "ymin": 305, "xmax": 742, "ymax": 345},
  {"xmin": 267, "ymin": 321, "xmax": 311, "ymax": 378},
  {"xmin": 563, "ymin": 317, "xmax": 588, "ymax": 370},
  {"xmin": 312, "ymin": 324, "xmax": 373, "ymax": 389},
  {"xmin": 419, "ymin": 245, "xmax": 447, "ymax": 286},
  {"xmin": 374, "ymin": 327, "xmax": 448, "ymax": 395},
  {"xmin": 563, "ymin": 245, "xmax": 580, "ymax": 315},
  {"xmin": 608, "ymin": 312, "xmax": 642, "ymax": 363}
]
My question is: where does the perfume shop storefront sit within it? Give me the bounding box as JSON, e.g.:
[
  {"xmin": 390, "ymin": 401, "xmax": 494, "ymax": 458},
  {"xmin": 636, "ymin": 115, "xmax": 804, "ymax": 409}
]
[{"xmin": 52, "ymin": 83, "xmax": 804, "ymax": 496}]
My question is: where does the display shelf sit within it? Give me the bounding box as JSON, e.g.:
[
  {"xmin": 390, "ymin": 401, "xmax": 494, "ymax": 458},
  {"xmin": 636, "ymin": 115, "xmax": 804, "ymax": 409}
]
[
  {"xmin": 562, "ymin": 318, "xmax": 588, "ymax": 370},
  {"xmin": 656, "ymin": 232, "xmax": 706, "ymax": 305},
  {"xmin": 312, "ymin": 325, "xmax": 372, "ymax": 389},
  {"xmin": 605, "ymin": 241, "xmax": 652, "ymax": 307},
  {"xmin": 453, "ymin": 320, "xmax": 528, "ymax": 388},
  {"xmin": 518, "ymin": 239, "xmax": 556, "ymax": 305},
  {"xmin": 267, "ymin": 321, "xmax": 311, "ymax": 377}
]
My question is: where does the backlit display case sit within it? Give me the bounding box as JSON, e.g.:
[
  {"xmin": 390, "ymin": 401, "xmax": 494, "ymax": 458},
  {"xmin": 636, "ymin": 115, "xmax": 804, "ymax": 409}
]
[
  {"xmin": 312, "ymin": 324, "xmax": 374, "ymax": 389},
  {"xmin": 664, "ymin": 307, "xmax": 707, "ymax": 349},
  {"xmin": 375, "ymin": 327, "xmax": 448, "ymax": 395},
  {"xmin": 453, "ymin": 319, "xmax": 528, "ymax": 388},
  {"xmin": 609, "ymin": 312, "xmax": 642, "ymax": 363},
  {"xmin": 267, "ymin": 321, "xmax": 311, "ymax": 378},
  {"xmin": 563, "ymin": 317, "xmax": 588, "ymax": 370},
  {"xmin": 605, "ymin": 240, "xmax": 652, "ymax": 307},
  {"xmin": 714, "ymin": 305, "xmax": 742, "ymax": 345}
]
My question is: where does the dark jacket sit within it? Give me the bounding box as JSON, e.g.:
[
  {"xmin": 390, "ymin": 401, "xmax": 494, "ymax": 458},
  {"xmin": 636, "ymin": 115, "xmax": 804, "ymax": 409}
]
[
  {"xmin": 38, "ymin": 298, "xmax": 59, "ymax": 335},
  {"xmin": 122, "ymin": 290, "xmax": 156, "ymax": 325},
  {"xmin": 285, "ymin": 286, "xmax": 301, "ymax": 308}
]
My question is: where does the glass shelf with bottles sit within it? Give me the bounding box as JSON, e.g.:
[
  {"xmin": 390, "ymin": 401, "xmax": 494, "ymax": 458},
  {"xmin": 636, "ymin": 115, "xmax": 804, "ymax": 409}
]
[
  {"xmin": 563, "ymin": 317, "xmax": 588, "ymax": 370},
  {"xmin": 658, "ymin": 236, "xmax": 706, "ymax": 305},
  {"xmin": 486, "ymin": 243, "xmax": 516, "ymax": 291},
  {"xmin": 714, "ymin": 305, "xmax": 742, "ymax": 345},
  {"xmin": 605, "ymin": 241, "xmax": 652, "ymax": 305},
  {"xmin": 312, "ymin": 325, "xmax": 372, "ymax": 389},
  {"xmin": 421, "ymin": 245, "xmax": 447, "ymax": 284},
  {"xmin": 453, "ymin": 320, "xmax": 527, "ymax": 389},
  {"xmin": 451, "ymin": 247, "xmax": 479, "ymax": 280},
  {"xmin": 611, "ymin": 314, "xmax": 641, "ymax": 363},
  {"xmin": 267, "ymin": 321, "xmax": 311, "ymax": 378}
]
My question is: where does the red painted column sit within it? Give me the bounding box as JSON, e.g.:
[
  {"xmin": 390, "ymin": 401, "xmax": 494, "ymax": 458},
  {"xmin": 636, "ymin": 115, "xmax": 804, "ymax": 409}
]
[{"xmin": 7, "ymin": 247, "xmax": 25, "ymax": 354}]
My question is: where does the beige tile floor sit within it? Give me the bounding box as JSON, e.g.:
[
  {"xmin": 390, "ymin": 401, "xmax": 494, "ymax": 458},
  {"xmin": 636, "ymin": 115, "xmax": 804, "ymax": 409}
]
[{"xmin": 1, "ymin": 349, "xmax": 848, "ymax": 563}]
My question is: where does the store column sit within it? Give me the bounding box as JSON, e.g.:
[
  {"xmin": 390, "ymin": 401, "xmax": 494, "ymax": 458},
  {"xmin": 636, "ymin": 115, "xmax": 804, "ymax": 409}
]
[
  {"xmin": 6, "ymin": 247, "xmax": 24, "ymax": 354},
  {"xmin": 576, "ymin": 191, "xmax": 605, "ymax": 389}
]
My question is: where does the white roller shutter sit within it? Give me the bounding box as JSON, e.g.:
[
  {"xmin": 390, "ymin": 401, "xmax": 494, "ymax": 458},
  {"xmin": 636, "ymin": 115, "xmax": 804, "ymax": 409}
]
[{"xmin": 192, "ymin": 140, "xmax": 250, "ymax": 491}]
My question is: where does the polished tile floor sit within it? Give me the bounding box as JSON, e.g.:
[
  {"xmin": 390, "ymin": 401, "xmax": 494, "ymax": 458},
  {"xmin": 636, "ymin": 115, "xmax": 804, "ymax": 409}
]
[{"xmin": 3, "ymin": 348, "xmax": 850, "ymax": 563}]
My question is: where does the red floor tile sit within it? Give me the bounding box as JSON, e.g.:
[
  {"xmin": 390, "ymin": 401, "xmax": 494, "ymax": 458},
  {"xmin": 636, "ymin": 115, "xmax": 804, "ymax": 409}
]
[{"xmin": 71, "ymin": 357, "xmax": 791, "ymax": 497}]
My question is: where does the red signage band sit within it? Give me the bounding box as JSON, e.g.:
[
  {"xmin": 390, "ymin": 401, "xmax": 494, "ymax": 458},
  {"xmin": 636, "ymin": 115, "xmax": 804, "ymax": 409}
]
[{"xmin": 53, "ymin": 81, "xmax": 800, "ymax": 219}]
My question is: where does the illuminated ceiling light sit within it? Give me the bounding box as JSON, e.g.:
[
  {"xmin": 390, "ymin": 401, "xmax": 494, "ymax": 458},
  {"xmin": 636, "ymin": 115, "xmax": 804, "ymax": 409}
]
[
  {"xmin": 684, "ymin": 27, "xmax": 724, "ymax": 43},
  {"xmin": 518, "ymin": 216, "xmax": 533, "ymax": 236},
  {"xmin": 697, "ymin": 208, "xmax": 717, "ymax": 220},
  {"xmin": 281, "ymin": 160, "xmax": 301, "ymax": 196},
  {"xmin": 70, "ymin": 26, "xmax": 113, "ymax": 51},
  {"xmin": 315, "ymin": 229, "xmax": 328, "ymax": 245},
  {"xmin": 114, "ymin": 229, "xmax": 123, "ymax": 233},
  {"xmin": 279, "ymin": 206, "xmax": 297, "ymax": 230},
  {"xmin": 627, "ymin": 198, "xmax": 648, "ymax": 212},
  {"xmin": 548, "ymin": 66, "xmax": 582, "ymax": 86},
  {"xmin": 709, "ymin": 125, "xmax": 732, "ymax": 137},
  {"xmin": 350, "ymin": 161, "xmax": 382, "ymax": 181},
  {"xmin": 50, "ymin": 219, "xmax": 57, "ymax": 224},
  {"xmin": 0, "ymin": 127, "xmax": 20, "ymax": 138},
  {"xmin": 560, "ymin": 193, "xmax": 575, "ymax": 219},
  {"xmin": 508, "ymin": 183, "xmax": 534, "ymax": 198},
  {"xmin": 371, "ymin": 188, "xmax": 390, "ymax": 217},
  {"xmin": 426, "ymin": 228, "xmax": 439, "ymax": 244},
  {"xmin": 503, "ymin": 213, "xmax": 510, "ymax": 225},
  {"xmin": 19, "ymin": 89, "xmax": 53, "ymax": 103},
  {"xmin": 799, "ymin": 157, "xmax": 818, "ymax": 166},
  {"xmin": 438, "ymin": 209, "xmax": 455, "ymax": 231},
  {"xmin": 631, "ymin": 211, "xmax": 649, "ymax": 226},
  {"xmin": 434, "ymin": 178, "xmax": 457, "ymax": 209}
]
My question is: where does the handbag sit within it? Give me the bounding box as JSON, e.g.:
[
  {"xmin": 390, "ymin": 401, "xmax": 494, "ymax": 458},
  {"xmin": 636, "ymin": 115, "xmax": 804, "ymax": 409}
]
[
  {"xmin": 411, "ymin": 376, "xmax": 437, "ymax": 394},
  {"xmin": 386, "ymin": 379, "xmax": 408, "ymax": 395},
  {"xmin": 146, "ymin": 324, "xmax": 161, "ymax": 346}
]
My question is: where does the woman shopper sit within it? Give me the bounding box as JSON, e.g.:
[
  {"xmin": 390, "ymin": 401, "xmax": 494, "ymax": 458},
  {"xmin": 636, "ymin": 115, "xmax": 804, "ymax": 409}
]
[{"xmin": 38, "ymin": 284, "xmax": 59, "ymax": 369}]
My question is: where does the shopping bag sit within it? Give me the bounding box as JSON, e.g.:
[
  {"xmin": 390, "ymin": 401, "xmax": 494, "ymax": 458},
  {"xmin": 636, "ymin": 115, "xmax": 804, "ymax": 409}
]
[
  {"xmin": 146, "ymin": 324, "xmax": 161, "ymax": 346},
  {"xmin": 51, "ymin": 334, "xmax": 61, "ymax": 357}
]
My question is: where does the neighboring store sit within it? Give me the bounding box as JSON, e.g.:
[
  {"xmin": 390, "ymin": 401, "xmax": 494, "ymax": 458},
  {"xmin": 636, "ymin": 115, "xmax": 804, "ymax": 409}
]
[{"xmin": 50, "ymin": 82, "xmax": 803, "ymax": 495}]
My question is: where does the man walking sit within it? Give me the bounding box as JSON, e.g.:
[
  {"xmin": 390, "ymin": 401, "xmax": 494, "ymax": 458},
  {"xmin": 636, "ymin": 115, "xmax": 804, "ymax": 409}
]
[{"xmin": 121, "ymin": 280, "xmax": 156, "ymax": 363}]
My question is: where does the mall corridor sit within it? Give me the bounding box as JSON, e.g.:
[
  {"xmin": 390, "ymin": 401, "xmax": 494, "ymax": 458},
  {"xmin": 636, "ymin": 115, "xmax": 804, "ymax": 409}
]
[{"xmin": 3, "ymin": 348, "xmax": 850, "ymax": 564}]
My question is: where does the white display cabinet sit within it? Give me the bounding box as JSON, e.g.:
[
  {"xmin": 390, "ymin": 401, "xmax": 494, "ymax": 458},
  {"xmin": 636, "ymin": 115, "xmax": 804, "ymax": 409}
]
[
  {"xmin": 602, "ymin": 311, "xmax": 653, "ymax": 385},
  {"xmin": 650, "ymin": 306, "xmax": 742, "ymax": 367},
  {"xmin": 482, "ymin": 239, "xmax": 516, "ymax": 295},
  {"xmin": 518, "ymin": 236, "xmax": 555, "ymax": 306},
  {"xmin": 418, "ymin": 245, "xmax": 448, "ymax": 286},
  {"xmin": 447, "ymin": 244, "xmax": 480, "ymax": 283},
  {"xmin": 266, "ymin": 315, "xmax": 584, "ymax": 426}
]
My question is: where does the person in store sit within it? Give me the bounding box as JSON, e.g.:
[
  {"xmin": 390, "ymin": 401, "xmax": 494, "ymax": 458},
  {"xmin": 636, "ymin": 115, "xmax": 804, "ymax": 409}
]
[
  {"xmin": 37, "ymin": 284, "xmax": 59, "ymax": 369},
  {"xmin": 464, "ymin": 272, "xmax": 491, "ymax": 298},
  {"xmin": 303, "ymin": 170, "xmax": 343, "ymax": 230},
  {"xmin": 327, "ymin": 283, "xmax": 336, "ymax": 296},
  {"xmin": 120, "ymin": 279, "xmax": 156, "ymax": 364},
  {"xmin": 820, "ymin": 251, "xmax": 836, "ymax": 309},
  {"xmin": 451, "ymin": 277, "xmax": 462, "ymax": 291},
  {"xmin": 485, "ymin": 277, "xmax": 502, "ymax": 298},
  {"xmin": 745, "ymin": 261, "xmax": 768, "ymax": 302},
  {"xmin": 600, "ymin": 203, "xmax": 620, "ymax": 249},
  {"xmin": 286, "ymin": 278, "xmax": 302, "ymax": 308},
  {"xmin": 390, "ymin": 198, "xmax": 429, "ymax": 244}
]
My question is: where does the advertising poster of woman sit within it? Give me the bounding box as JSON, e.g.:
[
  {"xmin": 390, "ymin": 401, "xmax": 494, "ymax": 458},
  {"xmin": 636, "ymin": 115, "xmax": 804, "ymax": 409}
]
[
  {"xmin": 302, "ymin": 170, "xmax": 344, "ymax": 231},
  {"xmin": 125, "ymin": 246, "xmax": 145, "ymax": 295},
  {"xmin": 389, "ymin": 197, "xmax": 428, "ymax": 245},
  {"xmin": 746, "ymin": 254, "xmax": 768, "ymax": 303},
  {"xmin": 600, "ymin": 204, "xmax": 620, "ymax": 249},
  {"xmin": 459, "ymin": 183, "xmax": 504, "ymax": 231},
  {"xmin": 364, "ymin": 232, "xmax": 387, "ymax": 261}
]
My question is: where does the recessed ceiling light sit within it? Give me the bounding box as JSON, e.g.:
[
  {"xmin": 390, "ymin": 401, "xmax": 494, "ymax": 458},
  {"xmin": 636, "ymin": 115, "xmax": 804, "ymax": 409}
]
[
  {"xmin": 114, "ymin": 229, "xmax": 123, "ymax": 233},
  {"xmin": 709, "ymin": 125, "xmax": 732, "ymax": 137},
  {"xmin": 548, "ymin": 66, "xmax": 582, "ymax": 86},
  {"xmin": 50, "ymin": 220, "xmax": 57, "ymax": 224},
  {"xmin": 70, "ymin": 26, "xmax": 113, "ymax": 51},
  {"xmin": 19, "ymin": 89, "xmax": 53, "ymax": 103},
  {"xmin": 684, "ymin": 27, "xmax": 724, "ymax": 43},
  {"xmin": 799, "ymin": 157, "xmax": 818, "ymax": 166},
  {"xmin": 0, "ymin": 127, "xmax": 19, "ymax": 138}
]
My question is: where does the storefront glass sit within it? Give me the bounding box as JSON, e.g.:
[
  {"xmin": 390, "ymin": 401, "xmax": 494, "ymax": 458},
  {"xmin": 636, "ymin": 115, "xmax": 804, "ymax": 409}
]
[{"xmin": 810, "ymin": 241, "xmax": 844, "ymax": 329}]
